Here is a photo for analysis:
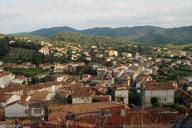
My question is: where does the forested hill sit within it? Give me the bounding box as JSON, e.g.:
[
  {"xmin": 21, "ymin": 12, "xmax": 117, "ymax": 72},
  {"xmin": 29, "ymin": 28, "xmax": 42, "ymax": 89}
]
[
  {"xmin": 29, "ymin": 26, "xmax": 77, "ymax": 37},
  {"xmin": 17, "ymin": 25, "xmax": 192, "ymax": 44},
  {"xmin": 50, "ymin": 32, "xmax": 135, "ymax": 50}
]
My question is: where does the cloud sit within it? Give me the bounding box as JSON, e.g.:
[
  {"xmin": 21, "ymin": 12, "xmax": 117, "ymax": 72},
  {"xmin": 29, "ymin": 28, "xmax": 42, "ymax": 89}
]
[{"xmin": 0, "ymin": 0, "xmax": 192, "ymax": 33}]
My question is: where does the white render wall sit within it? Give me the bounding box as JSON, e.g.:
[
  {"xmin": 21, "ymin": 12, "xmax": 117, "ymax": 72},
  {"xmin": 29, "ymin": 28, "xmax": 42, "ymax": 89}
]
[
  {"xmin": 13, "ymin": 78, "xmax": 26, "ymax": 85},
  {"xmin": 45, "ymin": 92, "xmax": 55, "ymax": 101},
  {"xmin": 72, "ymin": 97, "xmax": 92, "ymax": 104},
  {"xmin": 5, "ymin": 104, "xmax": 28, "ymax": 118},
  {"xmin": 115, "ymin": 90, "xmax": 129, "ymax": 104},
  {"xmin": 6, "ymin": 95, "xmax": 21, "ymax": 106},
  {"xmin": 0, "ymin": 74, "xmax": 15, "ymax": 88},
  {"xmin": 57, "ymin": 76, "xmax": 66, "ymax": 82},
  {"xmin": 144, "ymin": 90, "xmax": 175, "ymax": 107}
]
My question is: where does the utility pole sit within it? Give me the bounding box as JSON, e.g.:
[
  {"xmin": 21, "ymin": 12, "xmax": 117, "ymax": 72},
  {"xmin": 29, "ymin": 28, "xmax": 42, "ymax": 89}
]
[
  {"xmin": 120, "ymin": 109, "xmax": 126, "ymax": 128},
  {"xmin": 98, "ymin": 111, "xmax": 101, "ymax": 128}
]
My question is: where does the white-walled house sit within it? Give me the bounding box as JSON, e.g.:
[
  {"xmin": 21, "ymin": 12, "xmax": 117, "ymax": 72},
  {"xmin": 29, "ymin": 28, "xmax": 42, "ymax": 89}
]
[
  {"xmin": 127, "ymin": 66, "xmax": 140, "ymax": 81},
  {"xmin": 5, "ymin": 94, "xmax": 21, "ymax": 106},
  {"xmin": 71, "ymin": 87, "xmax": 92, "ymax": 104},
  {"xmin": 0, "ymin": 61, "xmax": 3, "ymax": 66},
  {"xmin": 106, "ymin": 50, "xmax": 118, "ymax": 57},
  {"xmin": 136, "ymin": 74, "xmax": 152, "ymax": 88},
  {"xmin": 82, "ymin": 74, "xmax": 91, "ymax": 82},
  {"xmin": 29, "ymin": 107, "xmax": 44, "ymax": 118},
  {"xmin": 0, "ymin": 94, "xmax": 21, "ymax": 107},
  {"xmin": 122, "ymin": 52, "xmax": 132, "ymax": 58},
  {"xmin": 114, "ymin": 85, "xmax": 129, "ymax": 104},
  {"xmin": 39, "ymin": 46, "xmax": 49, "ymax": 55},
  {"xmin": 0, "ymin": 71, "xmax": 15, "ymax": 88},
  {"xmin": 54, "ymin": 64, "xmax": 68, "ymax": 73},
  {"xmin": 5, "ymin": 102, "xmax": 28, "ymax": 118},
  {"xmin": 23, "ymin": 82, "xmax": 62, "ymax": 96},
  {"xmin": 97, "ymin": 67, "xmax": 107, "ymax": 77},
  {"xmin": 72, "ymin": 96, "xmax": 92, "ymax": 104},
  {"xmin": 14, "ymin": 76, "xmax": 28, "ymax": 85},
  {"xmin": 54, "ymin": 74, "xmax": 69, "ymax": 82},
  {"xmin": 144, "ymin": 81, "xmax": 177, "ymax": 107},
  {"xmin": 5, "ymin": 97, "xmax": 45, "ymax": 118},
  {"xmin": 0, "ymin": 94, "xmax": 12, "ymax": 107},
  {"xmin": 29, "ymin": 91, "xmax": 55, "ymax": 102}
]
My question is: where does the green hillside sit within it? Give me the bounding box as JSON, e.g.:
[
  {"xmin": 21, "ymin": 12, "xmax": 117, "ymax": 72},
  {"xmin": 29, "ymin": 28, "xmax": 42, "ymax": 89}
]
[
  {"xmin": 3, "ymin": 47, "xmax": 34, "ymax": 63},
  {"xmin": 17, "ymin": 25, "xmax": 192, "ymax": 44},
  {"xmin": 50, "ymin": 32, "xmax": 136, "ymax": 50}
]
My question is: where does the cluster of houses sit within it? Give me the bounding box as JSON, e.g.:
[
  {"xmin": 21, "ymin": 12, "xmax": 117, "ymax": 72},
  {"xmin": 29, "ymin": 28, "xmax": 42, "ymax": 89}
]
[
  {"xmin": 0, "ymin": 58, "xmax": 190, "ymax": 127},
  {"xmin": 0, "ymin": 71, "xmax": 28, "ymax": 88},
  {"xmin": 38, "ymin": 42, "xmax": 139, "ymax": 63},
  {"xmin": 0, "ymin": 39, "xmax": 192, "ymax": 127}
]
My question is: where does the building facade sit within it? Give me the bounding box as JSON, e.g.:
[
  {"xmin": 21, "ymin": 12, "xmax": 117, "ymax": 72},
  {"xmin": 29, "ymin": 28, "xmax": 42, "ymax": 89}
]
[{"xmin": 144, "ymin": 81, "xmax": 177, "ymax": 107}]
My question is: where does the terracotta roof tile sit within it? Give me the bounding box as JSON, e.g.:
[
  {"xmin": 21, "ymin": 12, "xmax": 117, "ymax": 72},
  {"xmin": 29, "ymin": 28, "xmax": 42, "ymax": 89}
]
[
  {"xmin": 30, "ymin": 91, "xmax": 49, "ymax": 101},
  {"xmin": 144, "ymin": 81, "xmax": 176, "ymax": 90},
  {"xmin": 0, "ymin": 71, "xmax": 11, "ymax": 77},
  {"xmin": 48, "ymin": 102, "xmax": 124, "ymax": 123},
  {"xmin": 71, "ymin": 86, "xmax": 91, "ymax": 98},
  {"xmin": 0, "ymin": 94, "xmax": 12, "ymax": 102}
]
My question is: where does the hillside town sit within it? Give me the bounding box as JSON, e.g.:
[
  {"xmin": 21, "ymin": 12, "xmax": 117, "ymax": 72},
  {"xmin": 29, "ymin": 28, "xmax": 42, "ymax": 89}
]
[{"xmin": 0, "ymin": 35, "xmax": 192, "ymax": 128}]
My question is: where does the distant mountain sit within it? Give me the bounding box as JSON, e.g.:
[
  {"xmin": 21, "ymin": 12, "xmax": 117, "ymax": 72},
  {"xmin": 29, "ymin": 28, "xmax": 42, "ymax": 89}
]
[
  {"xmin": 16, "ymin": 25, "xmax": 192, "ymax": 44},
  {"xmin": 136, "ymin": 26, "xmax": 192, "ymax": 44},
  {"xmin": 29, "ymin": 26, "xmax": 78, "ymax": 37},
  {"xmin": 81, "ymin": 26, "xmax": 165, "ymax": 39}
]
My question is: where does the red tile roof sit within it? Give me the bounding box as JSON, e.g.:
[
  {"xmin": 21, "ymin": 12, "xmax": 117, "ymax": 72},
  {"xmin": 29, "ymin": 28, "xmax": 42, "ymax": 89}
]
[
  {"xmin": 48, "ymin": 102, "xmax": 125, "ymax": 124},
  {"xmin": 71, "ymin": 86, "xmax": 91, "ymax": 98},
  {"xmin": 0, "ymin": 71, "xmax": 11, "ymax": 77},
  {"xmin": 30, "ymin": 91, "xmax": 49, "ymax": 102},
  {"xmin": 0, "ymin": 94, "xmax": 12, "ymax": 102},
  {"xmin": 144, "ymin": 81, "xmax": 176, "ymax": 90}
]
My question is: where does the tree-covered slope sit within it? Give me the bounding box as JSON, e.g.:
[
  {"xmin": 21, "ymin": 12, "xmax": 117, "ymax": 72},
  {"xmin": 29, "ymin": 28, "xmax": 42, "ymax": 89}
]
[
  {"xmin": 50, "ymin": 32, "xmax": 135, "ymax": 49},
  {"xmin": 16, "ymin": 25, "xmax": 192, "ymax": 44},
  {"xmin": 29, "ymin": 26, "xmax": 78, "ymax": 37}
]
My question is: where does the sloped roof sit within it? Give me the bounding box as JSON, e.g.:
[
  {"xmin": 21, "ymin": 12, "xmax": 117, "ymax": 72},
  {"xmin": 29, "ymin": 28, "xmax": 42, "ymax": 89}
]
[
  {"xmin": 0, "ymin": 71, "xmax": 11, "ymax": 77},
  {"xmin": 144, "ymin": 81, "xmax": 176, "ymax": 90},
  {"xmin": 0, "ymin": 94, "xmax": 12, "ymax": 102},
  {"xmin": 48, "ymin": 102, "xmax": 124, "ymax": 123},
  {"xmin": 71, "ymin": 86, "xmax": 91, "ymax": 98},
  {"xmin": 30, "ymin": 91, "xmax": 49, "ymax": 102}
]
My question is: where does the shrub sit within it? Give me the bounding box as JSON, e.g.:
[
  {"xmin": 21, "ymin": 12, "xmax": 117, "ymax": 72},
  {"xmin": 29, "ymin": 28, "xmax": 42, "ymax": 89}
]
[{"xmin": 151, "ymin": 97, "xmax": 159, "ymax": 107}]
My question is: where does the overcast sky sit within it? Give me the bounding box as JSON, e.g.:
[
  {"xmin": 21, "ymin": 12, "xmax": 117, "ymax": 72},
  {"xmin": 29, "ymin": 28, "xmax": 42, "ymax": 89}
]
[{"xmin": 0, "ymin": 0, "xmax": 192, "ymax": 33}]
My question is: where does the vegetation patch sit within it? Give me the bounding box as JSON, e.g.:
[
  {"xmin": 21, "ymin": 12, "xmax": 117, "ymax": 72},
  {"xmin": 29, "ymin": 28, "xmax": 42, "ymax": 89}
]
[{"xmin": 4, "ymin": 67, "xmax": 47, "ymax": 77}]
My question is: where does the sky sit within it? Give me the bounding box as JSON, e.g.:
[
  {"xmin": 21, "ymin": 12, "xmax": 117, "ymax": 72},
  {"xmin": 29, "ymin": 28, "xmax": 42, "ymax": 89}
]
[{"xmin": 0, "ymin": 0, "xmax": 192, "ymax": 33}]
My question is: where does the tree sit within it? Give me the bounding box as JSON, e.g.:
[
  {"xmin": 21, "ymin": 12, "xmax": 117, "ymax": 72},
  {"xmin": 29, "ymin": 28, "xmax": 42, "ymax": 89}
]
[
  {"xmin": 52, "ymin": 92, "xmax": 67, "ymax": 104},
  {"xmin": 77, "ymin": 53, "xmax": 86, "ymax": 62},
  {"xmin": 175, "ymin": 93, "xmax": 183, "ymax": 104},
  {"xmin": 129, "ymin": 90, "xmax": 141, "ymax": 105},
  {"xmin": 43, "ymin": 104, "xmax": 48, "ymax": 121},
  {"xmin": 32, "ymin": 51, "xmax": 43, "ymax": 65},
  {"xmin": 151, "ymin": 97, "xmax": 159, "ymax": 107},
  {"xmin": 43, "ymin": 53, "xmax": 54, "ymax": 64},
  {"xmin": 106, "ymin": 87, "xmax": 115, "ymax": 101},
  {"xmin": 53, "ymin": 92, "xmax": 62, "ymax": 103},
  {"xmin": 66, "ymin": 95, "xmax": 72, "ymax": 104},
  {"xmin": 0, "ymin": 41, "xmax": 10, "ymax": 59},
  {"xmin": 9, "ymin": 40, "xmax": 41, "ymax": 50},
  {"xmin": 105, "ymin": 61, "xmax": 113, "ymax": 67},
  {"xmin": 66, "ymin": 49, "xmax": 72, "ymax": 61},
  {"xmin": 76, "ymin": 66, "xmax": 89, "ymax": 76}
]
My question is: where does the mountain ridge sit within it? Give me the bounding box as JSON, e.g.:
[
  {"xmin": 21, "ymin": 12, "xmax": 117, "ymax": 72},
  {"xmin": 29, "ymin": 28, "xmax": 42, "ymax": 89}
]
[{"xmin": 14, "ymin": 25, "xmax": 192, "ymax": 44}]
